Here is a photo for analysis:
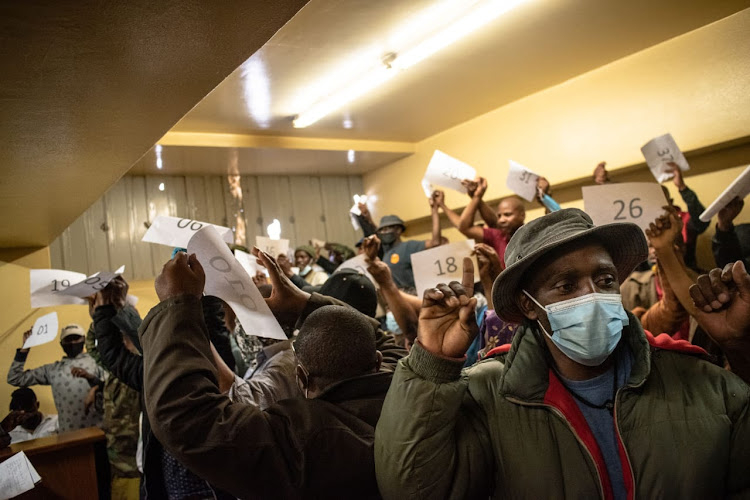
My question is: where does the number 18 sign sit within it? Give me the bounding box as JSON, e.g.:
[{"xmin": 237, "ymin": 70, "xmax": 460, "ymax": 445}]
[
  {"xmin": 412, "ymin": 240, "xmax": 477, "ymax": 299},
  {"xmin": 582, "ymin": 182, "xmax": 668, "ymax": 233}
]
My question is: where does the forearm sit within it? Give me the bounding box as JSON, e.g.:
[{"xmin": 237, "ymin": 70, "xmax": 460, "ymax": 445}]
[
  {"xmin": 477, "ymin": 200, "xmax": 498, "ymax": 228},
  {"xmin": 480, "ymin": 276, "xmax": 495, "ymax": 310},
  {"xmin": 440, "ymin": 203, "xmax": 463, "ymax": 229},
  {"xmin": 654, "ymin": 247, "xmax": 699, "ymax": 317},
  {"xmin": 712, "ymin": 227, "xmax": 743, "ymax": 269},
  {"xmin": 94, "ymin": 306, "xmax": 144, "ymax": 391},
  {"xmin": 7, "ymin": 353, "xmax": 48, "ymax": 386},
  {"xmin": 680, "ymin": 187, "xmax": 710, "ymax": 234},
  {"xmin": 427, "ymin": 207, "xmax": 442, "ymax": 247},
  {"xmin": 357, "ymin": 213, "xmax": 377, "ymax": 237},
  {"xmin": 380, "ymin": 282, "xmax": 419, "ymax": 343},
  {"xmin": 458, "ymin": 197, "xmax": 482, "ymax": 233}
]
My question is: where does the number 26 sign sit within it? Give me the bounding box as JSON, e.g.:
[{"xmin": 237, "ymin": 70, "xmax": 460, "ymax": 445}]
[{"xmin": 582, "ymin": 182, "xmax": 668, "ymax": 233}]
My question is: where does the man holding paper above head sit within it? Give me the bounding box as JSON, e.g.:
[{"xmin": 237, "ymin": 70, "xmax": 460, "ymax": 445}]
[
  {"xmin": 375, "ymin": 208, "xmax": 750, "ymax": 499},
  {"xmin": 377, "ymin": 203, "xmax": 442, "ymax": 290},
  {"xmin": 434, "ymin": 177, "xmax": 526, "ymax": 267},
  {"xmin": 7, "ymin": 324, "xmax": 104, "ymax": 432},
  {"xmin": 139, "ymin": 248, "xmax": 406, "ymax": 498}
]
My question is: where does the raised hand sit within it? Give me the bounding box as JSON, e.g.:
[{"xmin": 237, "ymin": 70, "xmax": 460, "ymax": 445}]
[
  {"xmin": 276, "ymin": 254, "xmax": 295, "ymax": 278},
  {"xmin": 417, "ymin": 258, "xmax": 478, "ymax": 358},
  {"xmin": 668, "ymin": 162, "xmax": 686, "ymax": 191},
  {"xmin": 690, "ymin": 261, "xmax": 750, "ymax": 343},
  {"xmin": 93, "ymin": 275, "xmax": 129, "ymax": 311},
  {"xmin": 362, "ymin": 235, "xmax": 381, "ymax": 262},
  {"xmin": 253, "ymin": 247, "xmax": 310, "ymax": 326},
  {"xmin": 645, "ymin": 206, "xmax": 682, "ymax": 252},
  {"xmin": 593, "ymin": 161, "xmax": 609, "ymax": 184},
  {"xmin": 20, "ymin": 329, "xmax": 32, "ymax": 352},
  {"xmin": 461, "ymin": 179, "xmax": 478, "ymax": 198},
  {"xmin": 717, "ymin": 196, "xmax": 744, "ymax": 232},
  {"xmin": 154, "ymin": 252, "xmax": 205, "ymax": 301},
  {"xmin": 431, "ymin": 190, "xmax": 445, "ymax": 208},
  {"xmin": 366, "ymin": 257, "xmax": 393, "ymax": 287},
  {"xmin": 473, "ymin": 243, "xmax": 503, "ymax": 283}
]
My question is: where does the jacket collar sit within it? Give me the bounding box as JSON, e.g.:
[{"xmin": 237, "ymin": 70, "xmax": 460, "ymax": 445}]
[
  {"xmin": 498, "ymin": 311, "xmax": 651, "ymax": 403},
  {"xmin": 317, "ymin": 370, "xmax": 393, "ymax": 404}
]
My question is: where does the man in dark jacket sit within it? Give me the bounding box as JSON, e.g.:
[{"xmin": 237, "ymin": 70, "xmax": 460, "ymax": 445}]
[
  {"xmin": 375, "ymin": 208, "xmax": 750, "ymax": 499},
  {"xmin": 139, "ymin": 248, "xmax": 406, "ymax": 499}
]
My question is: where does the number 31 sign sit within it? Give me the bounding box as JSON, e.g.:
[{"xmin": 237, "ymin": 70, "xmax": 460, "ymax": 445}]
[{"xmin": 582, "ymin": 182, "xmax": 668, "ymax": 233}]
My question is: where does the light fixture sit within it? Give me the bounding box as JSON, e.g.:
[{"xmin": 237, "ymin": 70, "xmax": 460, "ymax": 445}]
[
  {"xmin": 267, "ymin": 219, "xmax": 281, "ymax": 240},
  {"xmin": 158, "ymin": 182, "xmax": 165, "ymax": 192},
  {"xmin": 292, "ymin": 0, "xmax": 526, "ymax": 128},
  {"xmin": 347, "ymin": 150, "xmax": 356, "ymax": 164},
  {"xmin": 155, "ymin": 144, "xmax": 163, "ymax": 170}
]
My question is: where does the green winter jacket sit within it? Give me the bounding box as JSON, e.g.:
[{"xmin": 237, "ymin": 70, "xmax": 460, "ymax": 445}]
[{"xmin": 374, "ymin": 316, "xmax": 750, "ymax": 499}]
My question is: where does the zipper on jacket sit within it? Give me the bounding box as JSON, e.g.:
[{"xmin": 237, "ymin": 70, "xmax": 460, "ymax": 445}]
[{"xmin": 505, "ymin": 396, "xmax": 606, "ymax": 500}]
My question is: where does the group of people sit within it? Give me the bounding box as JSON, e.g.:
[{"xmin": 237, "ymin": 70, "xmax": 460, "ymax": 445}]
[{"xmin": 4, "ymin": 161, "xmax": 749, "ymax": 499}]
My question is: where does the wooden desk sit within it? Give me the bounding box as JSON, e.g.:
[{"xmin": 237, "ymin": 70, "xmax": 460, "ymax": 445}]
[{"xmin": 0, "ymin": 427, "xmax": 109, "ymax": 499}]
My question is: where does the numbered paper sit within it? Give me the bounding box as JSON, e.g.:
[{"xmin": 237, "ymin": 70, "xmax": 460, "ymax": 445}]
[
  {"xmin": 189, "ymin": 226, "xmax": 286, "ymax": 340},
  {"xmin": 30, "ymin": 269, "xmax": 87, "ymax": 307},
  {"xmin": 23, "ymin": 312, "xmax": 59, "ymax": 349},
  {"xmin": 336, "ymin": 254, "xmax": 380, "ymax": 290},
  {"xmin": 235, "ymin": 249, "xmax": 259, "ymax": 276},
  {"xmin": 142, "ymin": 215, "xmax": 234, "ymax": 248},
  {"xmin": 506, "ymin": 160, "xmax": 539, "ymax": 202},
  {"xmin": 699, "ymin": 165, "xmax": 750, "ymax": 222},
  {"xmin": 422, "ymin": 150, "xmax": 477, "ymax": 194},
  {"xmin": 412, "ymin": 240, "xmax": 477, "ymax": 299},
  {"xmin": 641, "ymin": 133, "xmax": 690, "ymax": 183},
  {"xmin": 582, "ymin": 182, "xmax": 667, "ymax": 232},
  {"xmin": 255, "ymin": 236, "xmax": 290, "ymax": 259},
  {"xmin": 57, "ymin": 266, "xmax": 125, "ymax": 298},
  {"xmin": 0, "ymin": 451, "xmax": 41, "ymax": 499}
]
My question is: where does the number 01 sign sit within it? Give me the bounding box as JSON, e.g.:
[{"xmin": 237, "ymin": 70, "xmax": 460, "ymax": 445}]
[{"xmin": 582, "ymin": 182, "xmax": 668, "ymax": 233}]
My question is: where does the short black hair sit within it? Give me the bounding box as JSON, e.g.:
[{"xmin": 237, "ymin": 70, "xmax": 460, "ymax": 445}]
[
  {"xmin": 10, "ymin": 387, "xmax": 37, "ymax": 411},
  {"xmin": 294, "ymin": 305, "xmax": 377, "ymax": 381}
]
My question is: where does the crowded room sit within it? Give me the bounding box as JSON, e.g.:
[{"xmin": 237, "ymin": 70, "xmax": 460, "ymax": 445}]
[{"xmin": 1, "ymin": 0, "xmax": 750, "ymax": 498}]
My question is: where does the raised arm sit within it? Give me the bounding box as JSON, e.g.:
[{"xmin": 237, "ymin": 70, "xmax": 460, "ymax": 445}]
[
  {"xmin": 456, "ymin": 180, "xmax": 488, "ymax": 242},
  {"xmin": 7, "ymin": 329, "xmax": 52, "ymax": 387},
  {"xmin": 426, "ymin": 192, "xmax": 443, "ymax": 248},
  {"xmin": 375, "ymin": 259, "xmax": 494, "ymax": 499}
]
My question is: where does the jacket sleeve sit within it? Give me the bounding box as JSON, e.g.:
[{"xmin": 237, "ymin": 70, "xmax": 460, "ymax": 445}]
[
  {"xmin": 315, "ymin": 256, "xmax": 338, "ymax": 275},
  {"xmin": 679, "ymin": 187, "xmax": 710, "ymax": 235},
  {"xmin": 139, "ymin": 294, "xmax": 312, "ymax": 499},
  {"xmin": 726, "ymin": 374, "xmax": 750, "ymax": 498},
  {"xmin": 375, "ymin": 342, "xmax": 495, "ymax": 499},
  {"xmin": 93, "ymin": 305, "xmax": 143, "ymax": 391},
  {"xmin": 7, "ymin": 351, "xmax": 51, "ymax": 387},
  {"xmin": 712, "ymin": 225, "xmax": 744, "ymax": 269},
  {"xmin": 298, "ymin": 293, "xmax": 408, "ymax": 370}
]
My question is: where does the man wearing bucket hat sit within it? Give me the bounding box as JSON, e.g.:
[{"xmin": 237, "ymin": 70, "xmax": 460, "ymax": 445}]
[
  {"xmin": 375, "ymin": 208, "xmax": 750, "ymax": 499},
  {"xmin": 377, "ymin": 211, "xmax": 442, "ymax": 291}
]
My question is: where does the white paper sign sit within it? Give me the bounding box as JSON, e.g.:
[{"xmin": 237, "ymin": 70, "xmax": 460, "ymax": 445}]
[
  {"xmin": 423, "ymin": 150, "xmax": 477, "ymax": 194},
  {"xmin": 640, "ymin": 133, "xmax": 690, "ymax": 183},
  {"xmin": 336, "ymin": 254, "xmax": 380, "ymax": 290},
  {"xmin": 507, "ymin": 160, "xmax": 539, "ymax": 202},
  {"xmin": 255, "ymin": 236, "xmax": 290, "ymax": 259},
  {"xmin": 699, "ymin": 165, "xmax": 750, "ymax": 222},
  {"xmin": 311, "ymin": 238, "xmax": 327, "ymax": 249},
  {"xmin": 412, "ymin": 240, "xmax": 477, "ymax": 299},
  {"xmin": 23, "ymin": 312, "xmax": 59, "ymax": 349},
  {"xmin": 0, "ymin": 451, "xmax": 41, "ymax": 499},
  {"xmin": 421, "ymin": 179, "xmax": 434, "ymax": 198},
  {"xmin": 142, "ymin": 215, "xmax": 234, "ymax": 248},
  {"xmin": 189, "ymin": 226, "xmax": 286, "ymax": 340},
  {"xmin": 30, "ymin": 269, "xmax": 87, "ymax": 307},
  {"xmin": 582, "ymin": 182, "xmax": 667, "ymax": 232},
  {"xmin": 57, "ymin": 266, "xmax": 125, "ymax": 298},
  {"xmin": 235, "ymin": 249, "xmax": 259, "ymax": 276}
]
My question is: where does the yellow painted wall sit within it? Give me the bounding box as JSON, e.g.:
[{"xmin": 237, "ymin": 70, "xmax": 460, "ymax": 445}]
[
  {"xmin": 0, "ymin": 244, "xmax": 160, "ymax": 416},
  {"xmin": 364, "ymin": 9, "xmax": 750, "ymax": 229}
]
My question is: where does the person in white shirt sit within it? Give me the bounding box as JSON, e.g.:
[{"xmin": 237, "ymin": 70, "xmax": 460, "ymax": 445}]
[{"xmin": 1, "ymin": 387, "xmax": 58, "ymax": 444}]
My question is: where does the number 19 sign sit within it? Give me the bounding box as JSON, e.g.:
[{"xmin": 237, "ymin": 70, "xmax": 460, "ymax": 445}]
[
  {"xmin": 582, "ymin": 182, "xmax": 668, "ymax": 233},
  {"xmin": 412, "ymin": 240, "xmax": 477, "ymax": 299}
]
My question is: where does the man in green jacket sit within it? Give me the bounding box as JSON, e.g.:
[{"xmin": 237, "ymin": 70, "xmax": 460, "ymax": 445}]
[{"xmin": 375, "ymin": 208, "xmax": 750, "ymax": 499}]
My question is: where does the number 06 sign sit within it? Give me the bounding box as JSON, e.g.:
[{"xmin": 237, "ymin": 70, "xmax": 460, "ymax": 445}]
[{"xmin": 582, "ymin": 182, "xmax": 668, "ymax": 233}]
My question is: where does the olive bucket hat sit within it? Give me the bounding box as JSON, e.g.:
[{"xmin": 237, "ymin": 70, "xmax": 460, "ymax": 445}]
[{"xmin": 492, "ymin": 208, "xmax": 648, "ymax": 323}]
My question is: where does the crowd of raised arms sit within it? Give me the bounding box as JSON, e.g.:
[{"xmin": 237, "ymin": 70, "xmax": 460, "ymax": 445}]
[{"xmin": 3, "ymin": 160, "xmax": 749, "ymax": 500}]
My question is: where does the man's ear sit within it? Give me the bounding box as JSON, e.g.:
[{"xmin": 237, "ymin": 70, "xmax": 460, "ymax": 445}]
[{"xmin": 518, "ymin": 293, "xmax": 538, "ymax": 321}]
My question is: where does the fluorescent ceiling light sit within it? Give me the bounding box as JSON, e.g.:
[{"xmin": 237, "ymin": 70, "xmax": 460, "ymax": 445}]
[{"xmin": 293, "ymin": 0, "xmax": 527, "ymax": 128}]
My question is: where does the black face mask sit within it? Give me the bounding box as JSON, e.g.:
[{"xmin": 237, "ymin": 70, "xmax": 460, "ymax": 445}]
[
  {"xmin": 378, "ymin": 232, "xmax": 398, "ymax": 245},
  {"xmin": 62, "ymin": 343, "xmax": 84, "ymax": 358}
]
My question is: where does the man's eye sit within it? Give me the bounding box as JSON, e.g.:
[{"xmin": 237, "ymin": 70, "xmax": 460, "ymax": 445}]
[
  {"xmin": 556, "ymin": 283, "xmax": 574, "ymax": 293},
  {"xmin": 597, "ymin": 275, "xmax": 616, "ymax": 287}
]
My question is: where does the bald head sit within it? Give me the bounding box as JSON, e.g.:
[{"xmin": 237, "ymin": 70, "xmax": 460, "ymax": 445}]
[{"xmin": 496, "ymin": 196, "xmax": 525, "ymax": 235}]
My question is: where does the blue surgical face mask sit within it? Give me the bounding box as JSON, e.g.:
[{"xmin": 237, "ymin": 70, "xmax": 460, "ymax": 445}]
[{"xmin": 523, "ymin": 291, "xmax": 629, "ymax": 367}]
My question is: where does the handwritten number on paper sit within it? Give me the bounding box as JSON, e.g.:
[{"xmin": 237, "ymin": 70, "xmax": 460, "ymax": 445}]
[
  {"xmin": 209, "ymin": 256, "xmax": 258, "ymax": 311},
  {"xmin": 177, "ymin": 219, "xmax": 204, "ymax": 231},
  {"xmin": 519, "ymin": 171, "xmax": 533, "ymax": 184},
  {"xmin": 434, "ymin": 256, "xmax": 458, "ymax": 276},
  {"xmin": 34, "ymin": 324, "xmax": 48, "ymax": 336},
  {"xmin": 613, "ymin": 198, "xmax": 643, "ymax": 220},
  {"xmin": 51, "ymin": 279, "xmax": 71, "ymax": 292}
]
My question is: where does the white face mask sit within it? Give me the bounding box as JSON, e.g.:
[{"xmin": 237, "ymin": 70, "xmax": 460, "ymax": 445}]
[{"xmin": 524, "ymin": 291, "xmax": 629, "ymax": 366}]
